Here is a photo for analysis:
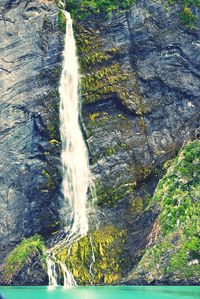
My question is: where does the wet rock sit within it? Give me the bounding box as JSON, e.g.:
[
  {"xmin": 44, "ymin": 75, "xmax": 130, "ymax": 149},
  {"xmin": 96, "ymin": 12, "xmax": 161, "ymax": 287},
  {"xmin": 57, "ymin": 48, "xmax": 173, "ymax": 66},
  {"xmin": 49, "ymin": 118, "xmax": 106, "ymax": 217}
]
[{"xmin": 0, "ymin": 0, "xmax": 62, "ymax": 248}]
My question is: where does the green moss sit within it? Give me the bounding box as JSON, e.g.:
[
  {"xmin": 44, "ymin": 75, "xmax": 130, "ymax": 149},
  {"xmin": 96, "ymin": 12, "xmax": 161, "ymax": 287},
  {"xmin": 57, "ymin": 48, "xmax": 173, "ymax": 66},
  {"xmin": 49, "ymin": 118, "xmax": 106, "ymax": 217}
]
[
  {"xmin": 56, "ymin": 225, "xmax": 129, "ymax": 284},
  {"xmin": 57, "ymin": 0, "xmax": 199, "ymax": 31},
  {"xmin": 41, "ymin": 159, "xmax": 62, "ymax": 192},
  {"xmin": 153, "ymin": 140, "xmax": 200, "ymax": 235},
  {"xmin": 39, "ymin": 86, "xmax": 61, "ymax": 192},
  {"xmin": 58, "ymin": 9, "xmax": 66, "ymax": 31},
  {"xmin": 49, "ymin": 139, "xmax": 60, "ymax": 145},
  {"xmin": 3, "ymin": 235, "xmax": 46, "ymax": 281},
  {"xmin": 129, "ymin": 196, "xmax": 144, "ymax": 215},
  {"xmin": 167, "ymin": 0, "xmax": 199, "ymax": 28},
  {"xmin": 89, "ymin": 112, "xmax": 103, "ymax": 122},
  {"xmin": 129, "ymin": 140, "xmax": 200, "ymax": 283},
  {"xmin": 95, "ymin": 180, "xmax": 136, "ymax": 207},
  {"xmin": 180, "ymin": 6, "xmax": 197, "ymax": 28},
  {"xmin": 81, "ymin": 63, "xmax": 132, "ymax": 105},
  {"xmin": 87, "ymin": 112, "xmax": 132, "ymax": 132},
  {"xmin": 45, "ymin": 89, "xmax": 60, "ymax": 140},
  {"xmin": 75, "ymin": 26, "xmax": 110, "ymax": 71},
  {"xmin": 131, "ymin": 230, "xmax": 200, "ymax": 283},
  {"xmin": 42, "ymin": 168, "xmax": 55, "ymax": 189},
  {"xmin": 105, "ymin": 147, "xmax": 116, "ymax": 156},
  {"xmin": 74, "ymin": 25, "xmax": 142, "ymax": 111},
  {"xmin": 62, "ymin": 0, "xmax": 136, "ymax": 20},
  {"xmin": 165, "ymin": 235, "xmax": 200, "ymax": 279}
]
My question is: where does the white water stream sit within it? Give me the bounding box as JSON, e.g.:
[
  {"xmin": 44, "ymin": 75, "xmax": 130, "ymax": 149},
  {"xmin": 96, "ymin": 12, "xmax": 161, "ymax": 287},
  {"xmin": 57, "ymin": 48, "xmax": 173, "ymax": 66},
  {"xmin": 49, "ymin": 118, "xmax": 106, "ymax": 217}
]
[
  {"xmin": 89, "ymin": 235, "xmax": 96, "ymax": 284},
  {"xmin": 59, "ymin": 10, "xmax": 91, "ymax": 239},
  {"xmin": 46, "ymin": 11, "xmax": 93, "ymax": 288}
]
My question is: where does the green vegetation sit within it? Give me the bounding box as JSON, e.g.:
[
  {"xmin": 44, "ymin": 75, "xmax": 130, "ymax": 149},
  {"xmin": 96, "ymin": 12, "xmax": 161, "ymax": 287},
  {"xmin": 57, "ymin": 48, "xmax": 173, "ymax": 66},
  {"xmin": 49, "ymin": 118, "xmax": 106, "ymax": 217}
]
[
  {"xmin": 57, "ymin": 225, "xmax": 129, "ymax": 284},
  {"xmin": 75, "ymin": 25, "xmax": 111, "ymax": 72},
  {"xmin": 64, "ymin": 0, "xmax": 135, "ymax": 20},
  {"xmin": 76, "ymin": 25, "xmax": 142, "ymax": 108},
  {"xmin": 95, "ymin": 180, "xmax": 136, "ymax": 206},
  {"xmin": 56, "ymin": 0, "xmax": 200, "ymax": 28},
  {"xmin": 58, "ymin": 9, "xmax": 66, "ymax": 31},
  {"xmin": 153, "ymin": 140, "xmax": 200, "ymax": 235},
  {"xmin": 180, "ymin": 6, "xmax": 197, "ymax": 28},
  {"xmin": 81, "ymin": 63, "xmax": 132, "ymax": 104},
  {"xmin": 129, "ymin": 140, "xmax": 200, "ymax": 283},
  {"xmin": 168, "ymin": 0, "xmax": 200, "ymax": 28},
  {"xmin": 88, "ymin": 111, "xmax": 131, "ymax": 130},
  {"xmin": 3, "ymin": 235, "xmax": 46, "ymax": 282},
  {"xmin": 56, "ymin": 0, "xmax": 199, "ymax": 31},
  {"xmin": 129, "ymin": 196, "xmax": 144, "ymax": 215},
  {"xmin": 76, "ymin": 27, "xmax": 142, "ymax": 110}
]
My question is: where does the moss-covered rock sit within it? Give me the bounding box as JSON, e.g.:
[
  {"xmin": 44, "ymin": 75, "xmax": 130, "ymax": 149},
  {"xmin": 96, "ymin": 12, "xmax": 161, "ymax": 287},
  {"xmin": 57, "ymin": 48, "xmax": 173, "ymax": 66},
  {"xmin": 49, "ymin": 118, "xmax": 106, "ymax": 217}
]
[
  {"xmin": 128, "ymin": 140, "xmax": 200, "ymax": 284},
  {"xmin": 2, "ymin": 235, "xmax": 47, "ymax": 285},
  {"xmin": 56, "ymin": 225, "xmax": 130, "ymax": 285},
  {"xmin": 38, "ymin": 81, "xmax": 62, "ymax": 196},
  {"xmin": 75, "ymin": 24, "xmax": 142, "ymax": 113},
  {"xmin": 129, "ymin": 196, "xmax": 144, "ymax": 215},
  {"xmin": 95, "ymin": 180, "xmax": 136, "ymax": 207}
]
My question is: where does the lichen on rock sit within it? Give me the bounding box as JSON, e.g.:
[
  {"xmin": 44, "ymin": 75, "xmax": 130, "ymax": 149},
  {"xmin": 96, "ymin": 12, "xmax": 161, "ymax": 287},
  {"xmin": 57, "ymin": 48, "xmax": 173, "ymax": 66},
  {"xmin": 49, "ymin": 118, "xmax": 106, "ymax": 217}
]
[
  {"xmin": 75, "ymin": 23, "xmax": 142, "ymax": 113},
  {"xmin": 56, "ymin": 225, "xmax": 130, "ymax": 285}
]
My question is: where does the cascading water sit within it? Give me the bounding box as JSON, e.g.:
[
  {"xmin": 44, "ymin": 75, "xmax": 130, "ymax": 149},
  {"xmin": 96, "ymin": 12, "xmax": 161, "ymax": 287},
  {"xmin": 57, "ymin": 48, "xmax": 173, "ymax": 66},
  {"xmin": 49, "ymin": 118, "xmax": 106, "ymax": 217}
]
[
  {"xmin": 46, "ymin": 11, "xmax": 93, "ymax": 288},
  {"xmin": 89, "ymin": 235, "xmax": 96, "ymax": 284},
  {"xmin": 59, "ymin": 10, "xmax": 91, "ymax": 240}
]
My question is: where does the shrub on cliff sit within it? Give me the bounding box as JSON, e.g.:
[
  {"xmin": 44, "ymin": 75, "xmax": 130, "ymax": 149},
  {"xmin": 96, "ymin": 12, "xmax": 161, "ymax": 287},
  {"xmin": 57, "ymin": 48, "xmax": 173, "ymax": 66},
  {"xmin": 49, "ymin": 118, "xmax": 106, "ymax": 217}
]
[
  {"xmin": 128, "ymin": 140, "xmax": 200, "ymax": 284},
  {"xmin": 64, "ymin": 0, "xmax": 135, "ymax": 19}
]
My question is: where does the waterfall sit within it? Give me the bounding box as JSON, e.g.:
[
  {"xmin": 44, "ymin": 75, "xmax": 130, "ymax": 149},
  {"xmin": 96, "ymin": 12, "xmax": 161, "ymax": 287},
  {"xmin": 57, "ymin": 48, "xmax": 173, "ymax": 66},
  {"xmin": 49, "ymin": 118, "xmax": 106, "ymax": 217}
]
[
  {"xmin": 89, "ymin": 235, "xmax": 96, "ymax": 284},
  {"xmin": 59, "ymin": 11, "xmax": 91, "ymax": 237},
  {"xmin": 46, "ymin": 256, "xmax": 58, "ymax": 288},
  {"xmin": 46, "ymin": 11, "xmax": 93, "ymax": 288}
]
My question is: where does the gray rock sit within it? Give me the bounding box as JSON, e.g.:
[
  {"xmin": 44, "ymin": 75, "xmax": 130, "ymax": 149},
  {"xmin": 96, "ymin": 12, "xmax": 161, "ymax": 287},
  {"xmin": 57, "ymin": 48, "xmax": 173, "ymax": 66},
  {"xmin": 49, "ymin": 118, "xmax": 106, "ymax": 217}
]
[
  {"xmin": 81, "ymin": 0, "xmax": 200, "ymax": 207},
  {"xmin": 80, "ymin": 0, "xmax": 200, "ymax": 276},
  {"xmin": 0, "ymin": 0, "xmax": 62, "ymax": 248}
]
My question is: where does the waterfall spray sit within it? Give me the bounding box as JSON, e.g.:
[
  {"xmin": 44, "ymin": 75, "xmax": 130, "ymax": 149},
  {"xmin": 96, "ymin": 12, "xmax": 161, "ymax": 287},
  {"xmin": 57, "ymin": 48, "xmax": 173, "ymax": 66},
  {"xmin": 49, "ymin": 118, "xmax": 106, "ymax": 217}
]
[{"xmin": 46, "ymin": 11, "xmax": 93, "ymax": 288}]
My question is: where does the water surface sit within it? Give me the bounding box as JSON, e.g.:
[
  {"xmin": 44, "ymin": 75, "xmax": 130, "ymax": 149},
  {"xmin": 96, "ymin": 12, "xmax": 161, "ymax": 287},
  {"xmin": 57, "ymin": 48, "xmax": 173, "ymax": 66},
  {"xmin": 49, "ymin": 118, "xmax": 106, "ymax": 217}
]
[{"xmin": 0, "ymin": 286, "xmax": 200, "ymax": 299}]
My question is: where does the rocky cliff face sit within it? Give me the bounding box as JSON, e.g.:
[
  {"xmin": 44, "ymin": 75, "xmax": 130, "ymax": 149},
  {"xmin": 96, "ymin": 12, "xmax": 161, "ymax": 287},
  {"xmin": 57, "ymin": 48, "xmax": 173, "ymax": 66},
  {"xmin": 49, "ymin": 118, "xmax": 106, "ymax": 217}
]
[
  {"xmin": 127, "ymin": 140, "xmax": 200, "ymax": 285},
  {"xmin": 0, "ymin": 0, "xmax": 62, "ymax": 249},
  {"xmin": 0, "ymin": 0, "xmax": 199, "ymax": 285},
  {"xmin": 81, "ymin": 0, "xmax": 200, "ymax": 209},
  {"xmin": 80, "ymin": 0, "xmax": 200, "ymax": 276}
]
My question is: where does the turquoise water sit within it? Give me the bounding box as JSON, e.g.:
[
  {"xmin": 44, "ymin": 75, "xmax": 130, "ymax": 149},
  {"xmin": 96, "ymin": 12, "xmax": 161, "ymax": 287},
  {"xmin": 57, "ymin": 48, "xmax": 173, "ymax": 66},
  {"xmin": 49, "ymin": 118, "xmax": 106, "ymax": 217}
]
[{"xmin": 0, "ymin": 286, "xmax": 199, "ymax": 299}]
